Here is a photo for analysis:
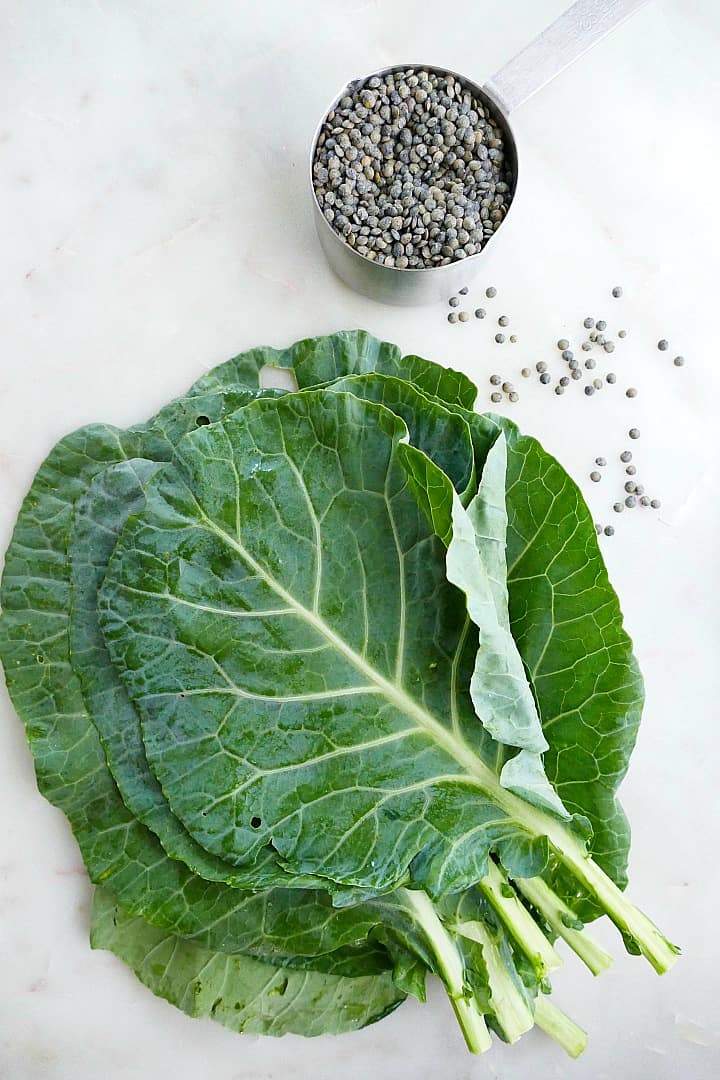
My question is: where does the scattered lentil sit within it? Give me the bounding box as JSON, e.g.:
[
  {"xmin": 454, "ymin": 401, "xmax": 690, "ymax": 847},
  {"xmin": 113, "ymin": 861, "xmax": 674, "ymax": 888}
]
[
  {"xmin": 475, "ymin": 308, "xmax": 486, "ymax": 319},
  {"xmin": 629, "ymin": 427, "xmax": 640, "ymax": 439},
  {"xmin": 640, "ymin": 496, "xmax": 650, "ymax": 507},
  {"xmin": 536, "ymin": 361, "xmax": 547, "ymax": 373},
  {"xmin": 486, "ymin": 286, "xmax": 497, "ymax": 298},
  {"xmin": 625, "ymin": 495, "xmax": 637, "ymax": 508},
  {"xmin": 489, "ymin": 374, "xmax": 501, "ymax": 385},
  {"xmin": 626, "ymin": 464, "xmax": 637, "ymax": 475},
  {"xmin": 634, "ymin": 484, "xmax": 645, "ymax": 496},
  {"xmin": 626, "ymin": 387, "xmax": 638, "ymax": 398},
  {"xmin": 447, "ymin": 312, "xmax": 458, "ymax": 323},
  {"xmin": 559, "ymin": 376, "xmax": 570, "ymax": 387},
  {"xmin": 490, "ymin": 392, "xmax": 502, "ymax": 403},
  {"xmin": 521, "ymin": 367, "xmax": 531, "ymax": 378},
  {"xmin": 595, "ymin": 523, "xmax": 603, "ymax": 535},
  {"xmin": 449, "ymin": 296, "xmax": 460, "ymax": 307},
  {"xmin": 554, "ymin": 385, "xmax": 564, "ymax": 395},
  {"xmin": 508, "ymin": 391, "xmax": 519, "ymax": 403},
  {"xmin": 459, "ymin": 310, "xmax": 470, "ymax": 322},
  {"xmin": 590, "ymin": 471, "xmax": 601, "ymax": 482},
  {"xmin": 595, "ymin": 456, "xmax": 607, "ymax": 467},
  {"xmin": 651, "ymin": 498, "xmax": 661, "ymax": 509},
  {"xmin": 674, "ymin": 355, "xmax": 685, "ymax": 367},
  {"xmin": 606, "ymin": 372, "xmax": 617, "ymax": 384},
  {"xmin": 501, "ymin": 382, "xmax": 513, "ymax": 393},
  {"xmin": 624, "ymin": 481, "xmax": 636, "ymax": 494},
  {"xmin": 613, "ymin": 502, "xmax": 624, "ymax": 513},
  {"xmin": 618, "ymin": 329, "xmax": 627, "ymax": 339},
  {"xmin": 612, "ymin": 286, "xmax": 623, "ymax": 298},
  {"xmin": 584, "ymin": 385, "xmax": 595, "ymax": 396},
  {"xmin": 620, "ymin": 450, "xmax": 632, "ymax": 462},
  {"xmin": 562, "ymin": 349, "xmax": 574, "ymax": 362},
  {"xmin": 540, "ymin": 372, "xmax": 551, "ymax": 385},
  {"xmin": 583, "ymin": 317, "xmax": 594, "ymax": 329},
  {"xmin": 495, "ymin": 332, "xmax": 505, "ymax": 343},
  {"xmin": 593, "ymin": 378, "xmax": 603, "ymax": 390},
  {"xmin": 571, "ymin": 369, "xmax": 582, "ymax": 380},
  {"xmin": 582, "ymin": 341, "xmax": 592, "ymax": 352},
  {"xmin": 459, "ymin": 286, "xmax": 469, "ymax": 295},
  {"xmin": 658, "ymin": 339, "xmax": 669, "ymax": 351},
  {"xmin": 498, "ymin": 315, "xmax": 509, "ymax": 327},
  {"xmin": 604, "ymin": 341, "xmax": 615, "ymax": 353},
  {"xmin": 509, "ymin": 334, "xmax": 518, "ymax": 343},
  {"xmin": 596, "ymin": 320, "xmax": 607, "ymax": 332},
  {"xmin": 584, "ymin": 357, "xmax": 596, "ymax": 369},
  {"xmin": 557, "ymin": 338, "xmax": 570, "ymax": 351},
  {"xmin": 604, "ymin": 525, "xmax": 615, "ymax": 536}
]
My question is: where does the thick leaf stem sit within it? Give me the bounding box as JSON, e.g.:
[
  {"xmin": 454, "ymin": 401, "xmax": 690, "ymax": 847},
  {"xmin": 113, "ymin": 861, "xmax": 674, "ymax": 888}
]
[
  {"xmin": 451, "ymin": 915, "xmax": 534, "ymax": 1044},
  {"xmin": 486, "ymin": 789, "xmax": 678, "ymax": 975},
  {"xmin": 400, "ymin": 889, "xmax": 491, "ymax": 1054},
  {"xmin": 478, "ymin": 860, "xmax": 562, "ymax": 978},
  {"xmin": 545, "ymin": 836, "xmax": 679, "ymax": 974},
  {"xmin": 514, "ymin": 875, "xmax": 613, "ymax": 976},
  {"xmin": 534, "ymin": 995, "xmax": 587, "ymax": 1058}
]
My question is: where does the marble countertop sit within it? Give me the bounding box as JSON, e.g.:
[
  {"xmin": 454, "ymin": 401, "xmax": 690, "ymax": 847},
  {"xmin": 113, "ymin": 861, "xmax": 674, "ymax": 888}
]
[{"xmin": 1, "ymin": 1, "xmax": 718, "ymax": 1077}]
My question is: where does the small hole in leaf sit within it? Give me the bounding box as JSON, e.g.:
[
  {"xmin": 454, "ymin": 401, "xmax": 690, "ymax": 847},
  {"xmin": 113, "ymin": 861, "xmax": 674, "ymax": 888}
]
[
  {"xmin": 250, "ymin": 816, "xmax": 262, "ymax": 829},
  {"xmin": 36, "ymin": 654, "xmax": 45, "ymax": 664},
  {"xmin": 195, "ymin": 415, "xmax": 210, "ymax": 427}
]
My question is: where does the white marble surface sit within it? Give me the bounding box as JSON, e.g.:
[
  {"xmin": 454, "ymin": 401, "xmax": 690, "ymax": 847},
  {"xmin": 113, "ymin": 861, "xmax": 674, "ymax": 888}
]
[{"xmin": 1, "ymin": 1, "xmax": 719, "ymax": 1077}]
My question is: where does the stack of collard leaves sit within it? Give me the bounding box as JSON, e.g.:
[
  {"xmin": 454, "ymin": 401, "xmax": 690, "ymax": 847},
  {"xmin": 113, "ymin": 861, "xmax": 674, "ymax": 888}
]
[{"xmin": 0, "ymin": 332, "xmax": 677, "ymax": 1056}]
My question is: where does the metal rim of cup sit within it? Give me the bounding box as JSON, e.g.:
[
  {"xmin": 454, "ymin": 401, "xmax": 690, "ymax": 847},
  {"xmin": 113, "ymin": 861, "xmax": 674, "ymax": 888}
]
[{"xmin": 308, "ymin": 62, "xmax": 520, "ymax": 280}]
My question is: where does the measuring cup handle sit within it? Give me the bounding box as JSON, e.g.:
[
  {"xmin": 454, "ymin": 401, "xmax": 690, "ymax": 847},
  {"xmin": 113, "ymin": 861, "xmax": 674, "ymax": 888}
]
[{"xmin": 483, "ymin": 0, "xmax": 649, "ymax": 115}]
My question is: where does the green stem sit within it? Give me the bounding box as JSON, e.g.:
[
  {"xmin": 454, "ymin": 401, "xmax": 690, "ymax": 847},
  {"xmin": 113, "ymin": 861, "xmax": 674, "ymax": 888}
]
[
  {"xmin": 514, "ymin": 875, "xmax": 613, "ymax": 976},
  {"xmin": 400, "ymin": 889, "xmax": 491, "ymax": 1054},
  {"xmin": 486, "ymin": 784, "xmax": 678, "ymax": 975},
  {"xmin": 547, "ymin": 835, "xmax": 679, "ymax": 974},
  {"xmin": 478, "ymin": 860, "xmax": 562, "ymax": 978},
  {"xmin": 534, "ymin": 996, "xmax": 587, "ymax": 1058},
  {"xmin": 452, "ymin": 916, "xmax": 534, "ymax": 1044}
]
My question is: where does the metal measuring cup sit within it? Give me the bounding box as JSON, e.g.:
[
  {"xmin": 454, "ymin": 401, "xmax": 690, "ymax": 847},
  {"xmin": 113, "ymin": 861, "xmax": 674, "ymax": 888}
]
[{"xmin": 310, "ymin": 0, "xmax": 648, "ymax": 306}]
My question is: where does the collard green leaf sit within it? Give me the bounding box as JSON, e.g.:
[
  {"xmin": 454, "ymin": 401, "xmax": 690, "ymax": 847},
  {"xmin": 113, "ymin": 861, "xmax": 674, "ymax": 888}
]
[
  {"xmin": 99, "ymin": 389, "xmax": 563, "ymax": 897},
  {"xmin": 188, "ymin": 330, "xmax": 477, "ymax": 410},
  {"xmin": 90, "ymin": 889, "xmax": 404, "ymax": 1037},
  {"xmin": 0, "ymin": 392, "xmax": 401, "ymax": 960},
  {"xmin": 404, "ymin": 398, "xmax": 643, "ymax": 895}
]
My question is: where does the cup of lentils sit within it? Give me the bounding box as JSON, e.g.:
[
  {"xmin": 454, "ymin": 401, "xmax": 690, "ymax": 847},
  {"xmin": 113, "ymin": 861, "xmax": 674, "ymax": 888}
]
[{"xmin": 310, "ymin": 65, "xmax": 517, "ymax": 305}]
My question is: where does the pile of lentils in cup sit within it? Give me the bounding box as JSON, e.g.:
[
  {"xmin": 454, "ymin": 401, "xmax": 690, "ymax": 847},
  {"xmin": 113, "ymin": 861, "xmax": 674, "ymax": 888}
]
[{"xmin": 312, "ymin": 68, "xmax": 512, "ymax": 268}]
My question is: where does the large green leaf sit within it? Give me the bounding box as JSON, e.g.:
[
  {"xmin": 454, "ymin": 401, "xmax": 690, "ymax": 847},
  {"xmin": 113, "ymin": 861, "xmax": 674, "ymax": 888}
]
[
  {"xmin": 188, "ymin": 329, "xmax": 477, "ymax": 410},
  {"xmin": 0, "ymin": 397, "xmax": 400, "ymax": 961},
  {"xmin": 398, "ymin": 398, "xmax": 643, "ymax": 896},
  {"xmin": 90, "ymin": 889, "xmax": 405, "ymax": 1036},
  {"xmin": 99, "ymin": 389, "xmax": 573, "ymax": 896}
]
